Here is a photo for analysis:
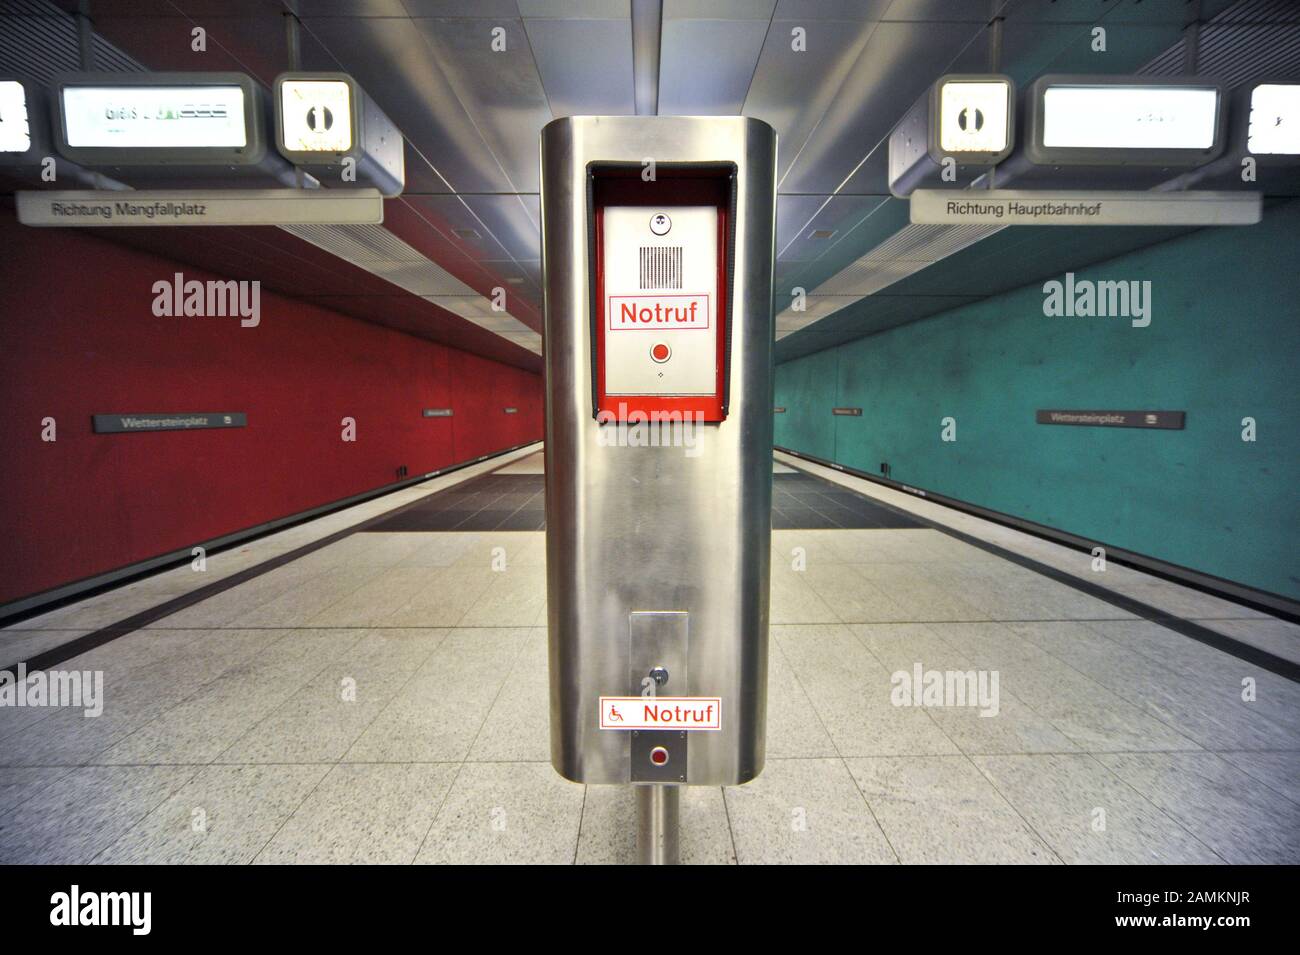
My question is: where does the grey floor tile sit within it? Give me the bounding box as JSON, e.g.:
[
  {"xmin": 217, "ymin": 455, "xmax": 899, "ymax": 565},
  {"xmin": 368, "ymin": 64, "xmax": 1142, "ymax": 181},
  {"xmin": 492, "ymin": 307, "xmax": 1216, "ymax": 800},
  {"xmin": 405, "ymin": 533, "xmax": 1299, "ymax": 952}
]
[
  {"xmin": 929, "ymin": 622, "xmax": 1201, "ymax": 752},
  {"xmin": 0, "ymin": 765, "xmax": 198, "ymax": 864},
  {"xmin": 801, "ymin": 565, "xmax": 911, "ymax": 623},
  {"xmin": 846, "ymin": 755, "xmax": 1058, "ymax": 864},
  {"xmin": 97, "ymin": 764, "xmax": 329, "ymax": 864},
  {"xmin": 307, "ymin": 569, "xmax": 431, "ymax": 628},
  {"xmin": 775, "ymin": 624, "xmax": 959, "ymax": 757},
  {"xmin": 1085, "ymin": 619, "xmax": 1300, "ymax": 740},
  {"xmin": 972, "ymin": 754, "xmax": 1221, "ymax": 864},
  {"xmin": 458, "ymin": 565, "xmax": 547, "ymax": 627},
  {"xmin": 1009, "ymin": 620, "xmax": 1296, "ymax": 751},
  {"xmin": 1217, "ymin": 750, "xmax": 1300, "ymax": 805},
  {"xmin": 221, "ymin": 628, "xmax": 449, "ymax": 763},
  {"xmin": 769, "ymin": 571, "xmax": 840, "ymax": 624},
  {"xmin": 257, "ymin": 763, "xmax": 458, "ymax": 864},
  {"xmin": 765, "ymin": 643, "xmax": 838, "ymax": 758},
  {"xmin": 853, "ymin": 564, "xmax": 990, "ymax": 622},
  {"xmin": 97, "ymin": 629, "xmax": 367, "ymax": 765},
  {"xmin": 469, "ymin": 629, "xmax": 550, "ymax": 761},
  {"xmin": 1095, "ymin": 752, "xmax": 1300, "ymax": 865},
  {"xmin": 576, "ymin": 784, "xmax": 735, "ymax": 865},
  {"xmin": 724, "ymin": 757, "xmax": 896, "ymax": 864},
  {"xmin": 0, "ymin": 630, "xmax": 93, "ymax": 671},
  {"xmin": 852, "ymin": 623, "xmax": 1077, "ymax": 755},
  {"xmin": 1194, "ymin": 618, "xmax": 1300, "ymax": 666},
  {"xmin": 1, "ymin": 630, "xmax": 287, "ymax": 767},
  {"xmin": 384, "ymin": 566, "xmax": 497, "ymax": 627},
  {"xmin": 345, "ymin": 628, "xmax": 528, "ymax": 762},
  {"xmin": 0, "ymin": 766, "xmax": 76, "ymax": 816},
  {"xmin": 415, "ymin": 762, "xmax": 584, "ymax": 865}
]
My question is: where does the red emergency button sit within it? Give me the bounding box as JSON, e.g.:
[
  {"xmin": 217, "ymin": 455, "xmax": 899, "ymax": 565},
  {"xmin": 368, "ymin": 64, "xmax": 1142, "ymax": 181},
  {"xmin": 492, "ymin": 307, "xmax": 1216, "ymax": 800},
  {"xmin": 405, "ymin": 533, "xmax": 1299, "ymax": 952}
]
[
  {"xmin": 650, "ymin": 746, "xmax": 670, "ymax": 766},
  {"xmin": 650, "ymin": 342, "xmax": 671, "ymax": 363}
]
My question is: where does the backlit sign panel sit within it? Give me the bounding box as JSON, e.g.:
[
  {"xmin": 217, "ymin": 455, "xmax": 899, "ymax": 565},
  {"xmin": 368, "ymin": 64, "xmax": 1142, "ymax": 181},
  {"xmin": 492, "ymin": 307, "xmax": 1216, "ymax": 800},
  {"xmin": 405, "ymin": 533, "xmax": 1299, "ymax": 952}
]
[
  {"xmin": 1042, "ymin": 85, "xmax": 1219, "ymax": 150},
  {"xmin": 0, "ymin": 79, "xmax": 31, "ymax": 153},
  {"xmin": 938, "ymin": 79, "xmax": 1011, "ymax": 153},
  {"xmin": 62, "ymin": 84, "xmax": 247, "ymax": 149},
  {"xmin": 279, "ymin": 78, "xmax": 352, "ymax": 153},
  {"xmin": 1246, "ymin": 83, "xmax": 1300, "ymax": 155}
]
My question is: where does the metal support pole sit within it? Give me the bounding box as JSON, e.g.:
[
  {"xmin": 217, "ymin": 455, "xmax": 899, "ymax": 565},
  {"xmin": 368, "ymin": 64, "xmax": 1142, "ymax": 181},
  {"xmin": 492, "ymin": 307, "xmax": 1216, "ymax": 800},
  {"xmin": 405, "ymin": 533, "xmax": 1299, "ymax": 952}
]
[
  {"xmin": 76, "ymin": 0, "xmax": 95, "ymax": 70},
  {"xmin": 986, "ymin": 5, "xmax": 1004, "ymax": 190},
  {"xmin": 283, "ymin": 7, "xmax": 307, "ymax": 190},
  {"xmin": 1182, "ymin": 0, "xmax": 1202, "ymax": 74},
  {"xmin": 635, "ymin": 785, "xmax": 680, "ymax": 865}
]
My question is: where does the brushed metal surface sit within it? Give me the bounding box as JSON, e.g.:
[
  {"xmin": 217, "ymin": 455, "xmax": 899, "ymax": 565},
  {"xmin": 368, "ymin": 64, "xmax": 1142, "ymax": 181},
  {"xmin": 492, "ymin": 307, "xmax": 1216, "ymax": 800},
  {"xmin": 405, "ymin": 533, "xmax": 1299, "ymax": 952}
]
[
  {"xmin": 542, "ymin": 115, "xmax": 776, "ymax": 786},
  {"xmin": 635, "ymin": 783, "xmax": 680, "ymax": 864}
]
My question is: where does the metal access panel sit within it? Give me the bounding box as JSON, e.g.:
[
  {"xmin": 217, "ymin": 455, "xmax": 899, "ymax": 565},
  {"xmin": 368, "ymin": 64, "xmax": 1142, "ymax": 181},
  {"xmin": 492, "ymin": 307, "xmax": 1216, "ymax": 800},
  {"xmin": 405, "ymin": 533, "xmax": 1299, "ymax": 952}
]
[{"xmin": 541, "ymin": 116, "xmax": 777, "ymax": 787}]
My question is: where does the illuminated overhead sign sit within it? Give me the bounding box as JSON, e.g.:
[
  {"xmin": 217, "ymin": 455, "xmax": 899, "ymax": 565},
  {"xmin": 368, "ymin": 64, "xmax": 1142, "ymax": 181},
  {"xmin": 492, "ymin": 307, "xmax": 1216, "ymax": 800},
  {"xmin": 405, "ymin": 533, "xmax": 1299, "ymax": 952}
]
[
  {"xmin": 51, "ymin": 72, "xmax": 273, "ymax": 170},
  {"xmin": 1026, "ymin": 75, "xmax": 1226, "ymax": 166},
  {"xmin": 61, "ymin": 84, "xmax": 247, "ymax": 149},
  {"xmin": 0, "ymin": 79, "xmax": 32, "ymax": 153},
  {"xmin": 1246, "ymin": 82, "xmax": 1300, "ymax": 156},
  {"xmin": 273, "ymin": 72, "xmax": 404, "ymax": 196},
  {"xmin": 938, "ymin": 78, "xmax": 1012, "ymax": 154},
  {"xmin": 1042, "ymin": 86, "xmax": 1218, "ymax": 150},
  {"xmin": 888, "ymin": 74, "xmax": 1015, "ymax": 196},
  {"xmin": 279, "ymin": 77, "xmax": 352, "ymax": 152}
]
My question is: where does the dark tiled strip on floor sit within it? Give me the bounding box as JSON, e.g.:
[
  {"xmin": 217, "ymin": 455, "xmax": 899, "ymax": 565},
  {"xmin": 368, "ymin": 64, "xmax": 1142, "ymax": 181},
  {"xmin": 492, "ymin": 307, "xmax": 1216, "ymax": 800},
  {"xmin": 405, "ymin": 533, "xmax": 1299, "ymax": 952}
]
[
  {"xmin": 8, "ymin": 449, "xmax": 1297, "ymax": 684},
  {"xmin": 777, "ymin": 453, "xmax": 1300, "ymax": 683},
  {"xmin": 363, "ymin": 471, "xmax": 922, "ymax": 532},
  {"xmin": 8, "ymin": 446, "xmax": 541, "ymax": 674}
]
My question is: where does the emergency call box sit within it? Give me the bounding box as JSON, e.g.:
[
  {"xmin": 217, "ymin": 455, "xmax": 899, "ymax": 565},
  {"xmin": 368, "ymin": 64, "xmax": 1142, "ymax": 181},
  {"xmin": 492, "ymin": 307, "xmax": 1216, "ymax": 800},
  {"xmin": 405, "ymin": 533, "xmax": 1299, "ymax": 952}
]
[
  {"xmin": 592, "ymin": 170, "xmax": 731, "ymax": 423},
  {"xmin": 542, "ymin": 117, "xmax": 777, "ymax": 790}
]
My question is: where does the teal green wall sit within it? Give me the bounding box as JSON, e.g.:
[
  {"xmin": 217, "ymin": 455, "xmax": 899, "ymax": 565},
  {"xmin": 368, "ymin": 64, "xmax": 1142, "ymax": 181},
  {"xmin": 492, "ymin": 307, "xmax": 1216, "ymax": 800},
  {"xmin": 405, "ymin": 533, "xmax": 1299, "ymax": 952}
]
[{"xmin": 775, "ymin": 200, "xmax": 1300, "ymax": 601}]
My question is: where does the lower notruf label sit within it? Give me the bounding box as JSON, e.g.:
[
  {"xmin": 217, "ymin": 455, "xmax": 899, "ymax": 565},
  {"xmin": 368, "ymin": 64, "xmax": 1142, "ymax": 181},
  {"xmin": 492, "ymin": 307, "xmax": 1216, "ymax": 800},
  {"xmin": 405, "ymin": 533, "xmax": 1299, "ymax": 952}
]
[{"xmin": 599, "ymin": 696, "xmax": 721, "ymax": 731}]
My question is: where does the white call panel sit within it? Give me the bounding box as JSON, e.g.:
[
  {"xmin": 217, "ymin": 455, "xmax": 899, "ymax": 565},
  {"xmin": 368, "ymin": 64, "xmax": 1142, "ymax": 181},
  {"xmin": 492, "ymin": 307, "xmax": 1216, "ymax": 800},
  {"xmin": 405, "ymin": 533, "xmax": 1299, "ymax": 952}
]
[{"xmin": 602, "ymin": 205, "xmax": 718, "ymax": 398}]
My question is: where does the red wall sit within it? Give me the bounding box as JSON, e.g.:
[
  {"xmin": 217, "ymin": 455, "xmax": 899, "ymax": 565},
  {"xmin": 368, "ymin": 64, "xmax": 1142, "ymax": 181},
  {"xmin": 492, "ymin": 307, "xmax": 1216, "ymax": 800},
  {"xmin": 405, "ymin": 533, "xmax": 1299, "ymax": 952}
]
[{"xmin": 0, "ymin": 215, "xmax": 543, "ymax": 607}]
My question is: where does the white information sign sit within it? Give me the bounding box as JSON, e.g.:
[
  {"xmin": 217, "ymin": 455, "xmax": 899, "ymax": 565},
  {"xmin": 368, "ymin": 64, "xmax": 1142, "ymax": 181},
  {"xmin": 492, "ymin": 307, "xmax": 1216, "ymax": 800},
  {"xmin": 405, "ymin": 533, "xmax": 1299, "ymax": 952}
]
[
  {"xmin": 910, "ymin": 189, "xmax": 1261, "ymax": 227},
  {"xmin": 16, "ymin": 189, "xmax": 385, "ymax": 227}
]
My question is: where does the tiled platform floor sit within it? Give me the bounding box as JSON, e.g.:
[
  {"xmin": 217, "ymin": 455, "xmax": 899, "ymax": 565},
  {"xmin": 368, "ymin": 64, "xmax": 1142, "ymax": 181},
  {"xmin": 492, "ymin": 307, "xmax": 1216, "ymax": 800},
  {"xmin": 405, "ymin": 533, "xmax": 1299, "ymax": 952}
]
[{"xmin": 1, "ymin": 451, "xmax": 1296, "ymax": 864}]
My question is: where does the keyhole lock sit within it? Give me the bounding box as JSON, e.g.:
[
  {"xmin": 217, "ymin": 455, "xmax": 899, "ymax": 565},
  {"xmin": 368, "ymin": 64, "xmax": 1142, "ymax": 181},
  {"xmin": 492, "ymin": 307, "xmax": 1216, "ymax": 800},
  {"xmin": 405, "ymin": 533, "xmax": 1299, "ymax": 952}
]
[{"xmin": 649, "ymin": 666, "xmax": 669, "ymax": 688}]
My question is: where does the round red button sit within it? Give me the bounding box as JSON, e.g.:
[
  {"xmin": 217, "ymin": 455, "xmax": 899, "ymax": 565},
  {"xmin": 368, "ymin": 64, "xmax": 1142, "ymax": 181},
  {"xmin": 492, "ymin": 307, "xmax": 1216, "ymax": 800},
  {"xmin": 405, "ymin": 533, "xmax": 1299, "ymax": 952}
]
[{"xmin": 650, "ymin": 343, "xmax": 671, "ymax": 363}]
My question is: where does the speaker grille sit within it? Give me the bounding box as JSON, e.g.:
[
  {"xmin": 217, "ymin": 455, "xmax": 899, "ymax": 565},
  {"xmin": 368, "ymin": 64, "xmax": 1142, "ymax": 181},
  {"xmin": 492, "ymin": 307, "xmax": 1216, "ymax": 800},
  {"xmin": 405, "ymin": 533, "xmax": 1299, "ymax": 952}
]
[{"xmin": 639, "ymin": 246, "xmax": 683, "ymax": 289}]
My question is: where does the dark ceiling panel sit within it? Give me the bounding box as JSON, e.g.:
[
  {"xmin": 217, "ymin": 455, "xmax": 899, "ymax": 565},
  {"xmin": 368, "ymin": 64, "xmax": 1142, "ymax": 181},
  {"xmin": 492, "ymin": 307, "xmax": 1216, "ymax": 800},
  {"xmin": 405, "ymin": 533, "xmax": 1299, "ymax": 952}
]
[
  {"xmin": 658, "ymin": 16, "xmax": 771, "ymax": 115},
  {"xmin": 90, "ymin": 7, "xmax": 289, "ymax": 83},
  {"xmin": 523, "ymin": 16, "xmax": 636, "ymax": 116},
  {"xmin": 776, "ymin": 293, "xmax": 985, "ymax": 363},
  {"xmin": 404, "ymin": 16, "xmax": 552, "ymax": 192},
  {"xmin": 744, "ymin": 16, "xmax": 878, "ymax": 185},
  {"xmin": 776, "ymin": 197, "xmax": 910, "ymax": 310},
  {"xmin": 299, "ymin": 14, "xmax": 518, "ymax": 194},
  {"xmin": 776, "ymin": 20, "xmax": 985, "ymax": 195},
  {"xmin": 385, "ymin": 199, "xmax": 544, "ymax": 331}
]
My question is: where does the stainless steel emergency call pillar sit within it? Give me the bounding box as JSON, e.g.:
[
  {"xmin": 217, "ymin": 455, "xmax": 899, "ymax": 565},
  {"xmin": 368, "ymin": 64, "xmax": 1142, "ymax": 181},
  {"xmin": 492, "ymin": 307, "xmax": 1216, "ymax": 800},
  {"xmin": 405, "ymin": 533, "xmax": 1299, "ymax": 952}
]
[{"xmin": 540, "ymin": 116, "xmax": 777, "ymax": 864}]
